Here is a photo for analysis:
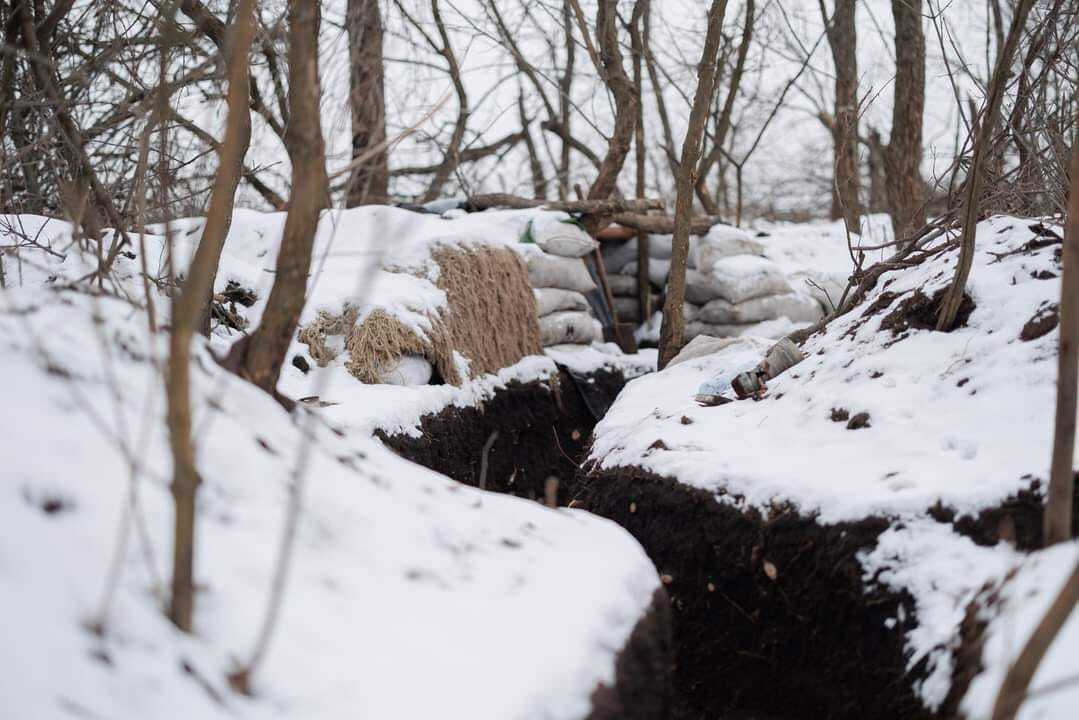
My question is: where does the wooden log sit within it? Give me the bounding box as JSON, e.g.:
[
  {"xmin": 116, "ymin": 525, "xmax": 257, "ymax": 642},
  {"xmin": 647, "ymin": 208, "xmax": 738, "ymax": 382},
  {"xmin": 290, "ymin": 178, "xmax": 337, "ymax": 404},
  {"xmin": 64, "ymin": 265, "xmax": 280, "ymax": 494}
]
[
  {"xmin": 607, "ymin": 213, "xmax": 720, "ymax": 235},
  {"xmin": 465, "ymin": 193, "xmax": 664, "ymax": 215}
]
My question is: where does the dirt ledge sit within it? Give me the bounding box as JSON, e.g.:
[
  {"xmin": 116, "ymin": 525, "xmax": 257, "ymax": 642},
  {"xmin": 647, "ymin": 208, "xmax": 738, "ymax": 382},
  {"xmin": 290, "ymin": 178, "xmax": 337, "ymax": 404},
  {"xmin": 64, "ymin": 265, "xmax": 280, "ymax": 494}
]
[
  {"xmin": 572, "ymin": 465, "xmax": 932, "ymax": 720},
  {"xmin": 378, "ymin": 367, "xmax": 628, "ymax": 504},
  {"xmin": 587, "ymin": 587, "xmax": 675, "ymax": 720}
]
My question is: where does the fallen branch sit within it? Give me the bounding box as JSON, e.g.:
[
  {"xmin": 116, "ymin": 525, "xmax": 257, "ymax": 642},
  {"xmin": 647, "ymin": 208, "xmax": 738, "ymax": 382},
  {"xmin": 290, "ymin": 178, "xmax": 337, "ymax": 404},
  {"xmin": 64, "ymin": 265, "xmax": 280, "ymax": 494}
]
[
  {"xmin": 465, "ymin": 194, "xmax": 663, "ymax": 215},
  {"xmin": 607, "ymin": 213, "xmax": 720, "ymax": 235}
]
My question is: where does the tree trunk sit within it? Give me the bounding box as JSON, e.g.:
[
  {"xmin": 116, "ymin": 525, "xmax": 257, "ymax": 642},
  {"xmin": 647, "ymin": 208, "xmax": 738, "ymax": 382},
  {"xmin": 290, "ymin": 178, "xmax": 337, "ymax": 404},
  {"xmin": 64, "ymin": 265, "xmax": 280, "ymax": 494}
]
[
  {"xmin": 345, "ymin": 0, "xmax": 389, "ymax": 206},
  {"xmin": 936, "ymin": 0, "xmax": 1037, "ymax": 330},
  {"xmin": 658, "ymin": 0, "xmax": 729, "ymax": 368},
  {"xmin": 990, "ymin": 559, "xmax": 1079, "ymax": 720},
  {"xmin": 165, "ymin": 0, "xmax": 257, "ymax": 633},
  {"xmin": 630, "ymin": 0, "xmax": 651, "ymax": 321},
  {"xmin": 695, "ymin": 0, "xmax": 754, "ymax": 215},
  {"xmin": 883, "ymin": 0, "xmax": 926, "ymax": 241},
  {"xmin": 1045, "ymin": 130, "xmax": 1078, "ymax": 545},
  {"xmin": 229, "ymin": 0, "xmax": 327, "ymax": 398},
  {"xmin": 558, "ymin": 0, "xmax": 575, "ymax": 200},
  {"xmin": 419, "ymin": 0, "xmax": 467, "ymax": 203},
  {"xmin": 867, "ymin": 128, "xmax": 888, "ymax": 213},
  {"xmin": 825, "ymin": 0, "xmax": 861, "ymax": 230},
  {"xmin": 585, "ymin": 0, "xmax": 639, "ymax": 205}
]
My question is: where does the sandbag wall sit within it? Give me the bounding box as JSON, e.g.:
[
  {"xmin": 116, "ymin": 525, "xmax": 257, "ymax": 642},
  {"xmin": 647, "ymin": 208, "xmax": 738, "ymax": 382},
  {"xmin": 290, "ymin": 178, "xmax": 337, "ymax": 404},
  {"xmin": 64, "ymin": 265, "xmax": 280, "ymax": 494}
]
[
  {"xmin": 603, "ymin": 225, "xmax": 837, "ymax": 340},
  {"xmin": 520, "ymin": 217, "xmax": 604, "ymax": 348},
  {"xmin": 600, "ymin": 234, "xmax": 695, "ymax": 326}
]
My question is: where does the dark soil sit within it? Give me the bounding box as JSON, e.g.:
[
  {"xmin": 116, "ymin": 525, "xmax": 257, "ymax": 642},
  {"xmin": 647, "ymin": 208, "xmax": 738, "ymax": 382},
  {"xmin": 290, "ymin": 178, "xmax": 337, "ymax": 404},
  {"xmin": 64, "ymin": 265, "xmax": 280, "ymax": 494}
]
[
  {"xmin": 929, "ymin": 476, "xmax": 1079, "ymax": 551},
  {"xmin": 587, "ymin": 588, "xmax": 675, "ymax": 720},
  {"xmin": 1019, "ymin": 302, "xmax": 1059, "ymax": 341},
  {"xmin": 379, "ymin": 367, "xmax": 628, "ymax": 504},
  {"xmin": 572, "ymin": 466, "xmax": 933, "ymax": 720},
  {"xmin": 880, "ymin": 288, "xmax": 975, "ymax": 335}
]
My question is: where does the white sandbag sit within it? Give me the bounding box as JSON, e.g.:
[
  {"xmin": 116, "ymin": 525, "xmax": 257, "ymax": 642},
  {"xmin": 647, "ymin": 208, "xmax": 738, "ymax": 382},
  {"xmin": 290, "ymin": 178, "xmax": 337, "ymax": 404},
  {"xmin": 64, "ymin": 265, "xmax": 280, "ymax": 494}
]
[
  {"xmin": 528, "ymin": 216, "xmax": 598, "ymax": 258},
  {"xmin": 685, "ymin": 269, "xmax": 724, "ymax": 305},
  {"xmin": 646, "ymin": 235, "xmax": 699, "ymax": 266},
  {"xmin": 525, "ymin": 252, "xmax": 596, "ymax": 294},
  {"xmin": 606, "ymin": 273, "xmax": 640, "ymax": 297},
  {"xmin": 706, "ymin": 255, "xmax": 792, "ymax": 303},
  {"xmin": 685, "ymin": 321, "xmax": 744, "ymax": 340},
  {"xmin": 613, "ymin": 296, "xmax": 642, "ymax": 323},
  {"xmin": 539, "ymin": 311, "xmax": 600, "ymax": 346},
  {"xmin": 622, "ymin": 258, "xmax": 670, "ymax": 288},
  {"xmin": 534, "ymin": 288, "xmax": 589, "ymax": 316},
  {"xmin": 699, "ymin": 292, "xmax": 824, "ymax": 325},
  {"xmin": 376, "ymin": 355, "xmax": 434, "ymax": 386},
  {"xmin": 601, "ymin": 238, "xmax": 639, "ymax": 274},
  {"xmin": 668, "ymin": 334, "xmax": 748, "ymax": 367},
  {"xmin": 695, "ymin": 224, "xmax": 765, "ymax": 271},
  {"xmin": 648, "ymin": 235, "xmax": 673, "ymax": 260},
  {"xmin": 602, "ymin": 236, "xmax": 697, "ymax": 272},
  {"xmin": 788, "ymin": 270, "xmax": 848, "ymax": 313},
  {"xmin": 683, "ymin": 302, "xmax": 701, "ymax": 323}
]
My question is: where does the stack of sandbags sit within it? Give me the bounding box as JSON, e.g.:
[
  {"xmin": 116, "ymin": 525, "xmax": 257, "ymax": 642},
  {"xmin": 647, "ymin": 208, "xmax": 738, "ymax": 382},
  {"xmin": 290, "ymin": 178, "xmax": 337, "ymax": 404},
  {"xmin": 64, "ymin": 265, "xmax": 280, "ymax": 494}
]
[
  {"xmin": 522, "ymin": 216, "xmax": 604, "ymax": 347},
  {"xmin": 684, "ymin": 224, "xmax": 825, "ymax": 340},
  {"xmin": 600, "ymin": 234, "xmax": 699, "ymax": 324}
]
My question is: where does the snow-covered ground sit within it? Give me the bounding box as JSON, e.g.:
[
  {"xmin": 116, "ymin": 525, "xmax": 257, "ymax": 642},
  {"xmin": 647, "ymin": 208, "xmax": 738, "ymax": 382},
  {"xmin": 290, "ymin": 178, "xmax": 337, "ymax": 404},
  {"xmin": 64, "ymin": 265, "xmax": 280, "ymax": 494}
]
[
  {"xmin": 588, "ymin": 216, "xmax": 1077, "ymax": 715},
  {"xmin": 0, "ymin": 210, "xmax": 664, "ymax": 719},
  {"xmin": 592, "ymin": 216, "xmax": 1065, "ymax": 520}
]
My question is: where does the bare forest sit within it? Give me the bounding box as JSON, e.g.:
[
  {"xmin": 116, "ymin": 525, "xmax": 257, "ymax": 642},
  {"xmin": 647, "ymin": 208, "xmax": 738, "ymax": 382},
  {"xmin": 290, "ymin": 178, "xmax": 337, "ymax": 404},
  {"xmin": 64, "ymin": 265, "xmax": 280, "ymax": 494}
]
[{"xmin": 1, "ymin": 1, "xmax": 1077, "ymax": 718}]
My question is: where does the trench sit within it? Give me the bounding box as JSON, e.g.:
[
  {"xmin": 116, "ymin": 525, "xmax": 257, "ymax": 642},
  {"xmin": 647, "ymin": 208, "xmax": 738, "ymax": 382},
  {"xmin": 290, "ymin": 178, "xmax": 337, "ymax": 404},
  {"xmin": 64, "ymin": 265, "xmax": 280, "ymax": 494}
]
[{"xmin": 377, "ymin": 365, "xmax": 1058, "ymax": 720}]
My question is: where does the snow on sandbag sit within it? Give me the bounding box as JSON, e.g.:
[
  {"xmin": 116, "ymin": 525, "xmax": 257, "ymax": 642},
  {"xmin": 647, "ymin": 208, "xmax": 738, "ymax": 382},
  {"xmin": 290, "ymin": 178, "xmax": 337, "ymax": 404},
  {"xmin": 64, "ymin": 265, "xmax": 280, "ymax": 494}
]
[
  {"xmin": 606, "ymin": 273, "xmax": 639, "ymax": 297},
  {"xmin": 686, "ymin": 321, "xmax": 744, "ymax": 340},
  {"xmin": 534, "ymin": 287, "xmax": 589, "ymax": 316},
  {"xmin": 788, "ymin": 270, "xmax": 848, "ymax": 313},
  {"xmin": 685, "ymin": 319, "xmax": 803, "ymax": 341},
  {"xmin": 668, "ymin": 334, "xmax": 749, "ymax": 367},
  {"xmin": 694, "ymin": 224, "xmax": 765, "ymax": 270},
  {"xmin": 526, "ymin": 216, "xmax": 598, "ymax": 258},
  {"xmin": 699, "ymin": 292, "xmax": 823, "ymax": 325},
  {"xmin": 623, "ymin": 258, "xmax": 670, "ymax": 288},
  {"xmin": 706, "ymin": 255, "xmax": 792, "ymax": 304},
  {"xmin": 376, "ymin": 354, "xmax": 434, "ymax": 386},
  {"xmin": 539, "ymin": 310, "xmax": 600, "ymax": 346},
  {"xmin": 524, "ymin": 251, "xmax": 597, "ymax": 294}
]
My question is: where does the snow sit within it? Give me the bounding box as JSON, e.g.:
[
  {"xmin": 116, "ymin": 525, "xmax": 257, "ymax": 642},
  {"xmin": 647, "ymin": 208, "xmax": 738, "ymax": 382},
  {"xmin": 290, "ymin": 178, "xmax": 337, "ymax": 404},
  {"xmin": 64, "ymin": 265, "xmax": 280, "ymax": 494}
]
[
  {"xmin": 860, "ymin": 520, "xmax": 1021, "ymax": 709},
  {"xmin": 544, "ymin": 342, "xmax": 658, "ymax": 379},
  {"xmin": 591, "ymin": 216, "xmax": 1070, "ymax": 523},
  {"xmin": 590, "ymin": 215, "xmax": 1075, "ymax": 715},
  {"xmin": 960, "ymin": 541, "xmax": 1079, "ymax": 720},
  {"xmin": 862, "ymin": 524, "xmax": 1079, "ymax": 718},
  {"xmin": 0, "ymin": 214, "xmax": 663, "ymax": 718},
  {"xmin": 168, "ymin": 205, "xmax": 560, "ymax": 336}
]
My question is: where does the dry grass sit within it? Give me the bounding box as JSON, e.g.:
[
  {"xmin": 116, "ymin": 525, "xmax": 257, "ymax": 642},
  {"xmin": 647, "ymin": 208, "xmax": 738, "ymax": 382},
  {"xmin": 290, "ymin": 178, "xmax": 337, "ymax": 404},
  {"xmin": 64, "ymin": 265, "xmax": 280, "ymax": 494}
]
[{"xmin": 298, "ymin": 244, "xmax": 541, "ymax": 385}]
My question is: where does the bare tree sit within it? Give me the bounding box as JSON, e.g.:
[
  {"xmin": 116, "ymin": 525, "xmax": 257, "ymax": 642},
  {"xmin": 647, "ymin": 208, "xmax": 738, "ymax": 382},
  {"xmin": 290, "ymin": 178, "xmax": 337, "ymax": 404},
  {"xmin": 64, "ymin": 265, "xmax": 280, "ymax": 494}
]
[
  {"xmin": 568, "ymin": 0, "xmax": 641, "ymax": 206},
  {"xmin": 346, "ymin": 0, "xmax": 389, "ymax": 206},
  {"xmin": 936, "ymin": 0, "xmax": 1038, "ymax": 330},
  {"xmin": 1045, "ymin": 128, "xmax": 1078, "ymax": 546},
  {"xmin": 657, "ymin": 0, "xmax": 730, "ymax": 368},
  {"xmin": 883, "ymin": 0, "xmax": 926, "ymax": 241},
  {"xmin": 990, "ymin": 559, "xmax": 1079, "ymax": 720},
  {"xmin": 629, "ymin": 0, "xmax": 651, "ymax": 320},
  {"xmin": 696, "ymin": 0, "xmax": 755, "ymax": 216},
  {"xmin": 227, "ymin": 0, "xmax": 328, "ymax": 399},
  {"xmin": 820, "ymin": 0, "xmax": 861, "ymax": 229},
  {"xmin": 165, "ymin": 0, "xmax": 258, "ymax": 632}
]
